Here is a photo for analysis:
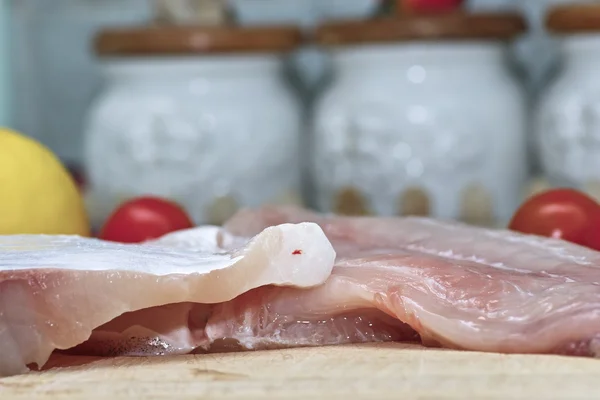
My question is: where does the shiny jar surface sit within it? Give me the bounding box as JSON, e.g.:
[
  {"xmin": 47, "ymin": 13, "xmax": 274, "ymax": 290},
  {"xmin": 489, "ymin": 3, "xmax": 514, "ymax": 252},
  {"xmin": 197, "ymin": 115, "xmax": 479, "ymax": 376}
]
[
  {"xmin": 84, "ymin": 55, "xmax": 302, "ymax": 228},
  {"xmin": 311, "ymin": 41, "xmax": 527, "ymax": 226}
]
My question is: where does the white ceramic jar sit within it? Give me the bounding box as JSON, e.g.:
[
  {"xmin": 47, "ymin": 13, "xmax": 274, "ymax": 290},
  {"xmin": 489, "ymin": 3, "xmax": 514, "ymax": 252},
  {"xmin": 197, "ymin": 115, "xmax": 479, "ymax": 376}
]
[
  {"xmin": 535, "ymin": 4, "xmax": 600, "ymax": 200},
  {"xmin": 311, "ymin": 13, "xmax": 528, "ymax": 226},
  {"xmin": 84, "ymin": 26, "xmax": 303, "ymax": 228}
]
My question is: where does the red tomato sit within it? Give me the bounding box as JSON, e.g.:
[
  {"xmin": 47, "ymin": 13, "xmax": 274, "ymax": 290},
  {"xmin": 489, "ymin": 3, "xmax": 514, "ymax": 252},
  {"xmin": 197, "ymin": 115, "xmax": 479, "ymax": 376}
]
[
  {"xmin": 581, "ymin": 212, "xmax": 600, "ymax": 251},
  {"xmin": 508, "ymin": 188, "xmax": 600, "ymax": 249},
  {"xmin": 99, "ymin": 196, "xmax": 194, "ymax": 243}
]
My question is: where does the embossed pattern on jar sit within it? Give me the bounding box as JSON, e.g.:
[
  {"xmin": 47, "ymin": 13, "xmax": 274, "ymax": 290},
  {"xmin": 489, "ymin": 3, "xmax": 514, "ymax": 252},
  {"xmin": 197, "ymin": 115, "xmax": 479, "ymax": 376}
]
[
  {"xmin": 84, "ymin": 55, "xmax": 301, "ymax": 228},
  {"xmin": 311, "ymin": 42, "xmax": 527, "ymax": 225}
]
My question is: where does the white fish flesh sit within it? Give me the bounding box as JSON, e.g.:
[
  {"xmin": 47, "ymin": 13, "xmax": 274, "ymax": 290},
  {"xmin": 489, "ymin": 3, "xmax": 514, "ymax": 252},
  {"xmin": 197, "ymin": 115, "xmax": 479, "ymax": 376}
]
[{"xmin": 0, "ymin": 222, "xmax": 335, "ymax": 376}]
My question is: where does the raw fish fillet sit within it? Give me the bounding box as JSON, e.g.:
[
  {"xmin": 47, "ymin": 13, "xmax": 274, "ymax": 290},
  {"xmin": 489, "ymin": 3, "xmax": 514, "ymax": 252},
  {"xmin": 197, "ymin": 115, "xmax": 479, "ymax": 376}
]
[
  {"xmin": 5, "ymin": 205, "xmax": 600, "ymax": 378},
  {"xmin": 214, "ymin": 206, "xmax": 600, "ymax": 356},
  {"xmin": 0, "ymin": 223, "xmax": 335, "ymax": 377}
]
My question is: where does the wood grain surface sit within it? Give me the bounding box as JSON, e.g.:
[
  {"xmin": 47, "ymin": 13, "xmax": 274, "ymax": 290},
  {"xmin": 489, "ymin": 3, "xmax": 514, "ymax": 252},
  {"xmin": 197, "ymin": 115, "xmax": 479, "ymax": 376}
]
[{"xmin": 1, "ymin": 343, "xmax": 599, "ymax": 399}]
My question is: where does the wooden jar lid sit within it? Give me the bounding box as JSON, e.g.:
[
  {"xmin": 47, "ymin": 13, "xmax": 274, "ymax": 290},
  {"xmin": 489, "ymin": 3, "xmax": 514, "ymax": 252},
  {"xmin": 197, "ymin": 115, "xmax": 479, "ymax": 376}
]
[
  {"xmin": 95, "ymin": 25, "xmax": 304, "ymax": 57},
  {"xmin": 546, "ymin": 4, "xmax": 600, "ymax": 34},
  {"xmin": 316, "ymin": 12, "xmax": 527, "ymax": 46}
]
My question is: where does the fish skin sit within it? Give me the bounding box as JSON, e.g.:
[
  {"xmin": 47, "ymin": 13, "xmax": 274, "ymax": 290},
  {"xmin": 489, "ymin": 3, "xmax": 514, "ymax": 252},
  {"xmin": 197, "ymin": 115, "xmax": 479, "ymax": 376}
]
[
  {"xmin": 216, "ymin": 206, "xmax": 600, "ymax": 357},
  {"xmin": 0, "ymin": 222, "xmax": 335, "ymax": 377}
]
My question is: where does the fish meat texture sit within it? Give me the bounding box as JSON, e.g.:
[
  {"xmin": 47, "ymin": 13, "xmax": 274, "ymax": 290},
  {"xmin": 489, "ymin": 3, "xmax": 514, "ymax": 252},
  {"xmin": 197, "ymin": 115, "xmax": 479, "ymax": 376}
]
[
  {"xmin": 214, "ymin": 206, "xmax": 600, "ymax": 356},
  {"xmin": 5, "ymin": 204, "xmax": 600, "ymax": 378},
  {"xmin": 0, "ymin": 222, "xmax": 336, "ymax": 377}
]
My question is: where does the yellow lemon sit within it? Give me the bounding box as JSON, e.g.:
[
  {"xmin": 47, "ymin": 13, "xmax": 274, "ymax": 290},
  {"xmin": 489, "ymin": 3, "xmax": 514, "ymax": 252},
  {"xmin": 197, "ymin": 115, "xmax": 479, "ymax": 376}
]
[{"xmin": 0, "ymin": 128, "xmax": 91, "ymax": 236}]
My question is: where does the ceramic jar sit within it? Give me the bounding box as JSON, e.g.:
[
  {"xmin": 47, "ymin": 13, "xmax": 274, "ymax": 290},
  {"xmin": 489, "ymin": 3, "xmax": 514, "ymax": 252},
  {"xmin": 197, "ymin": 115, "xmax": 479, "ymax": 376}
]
[
  {"xmin": 535, "ymin": 4, "xmax": 600, "ymax": 200},
  {"xmin": 311, "ymin": 12, "xmax": 528, "ymax": 226},
  {"xmin": 84, "ymin": 25, "xmax": 303, "ymax": 228}
]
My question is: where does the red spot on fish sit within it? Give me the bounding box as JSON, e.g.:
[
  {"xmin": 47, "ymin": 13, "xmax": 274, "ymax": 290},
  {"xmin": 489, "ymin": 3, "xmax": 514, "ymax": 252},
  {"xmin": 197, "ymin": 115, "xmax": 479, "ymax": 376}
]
[{"xmin": 292, "ymin": 249, "xmax": 302, "ymax": 255}]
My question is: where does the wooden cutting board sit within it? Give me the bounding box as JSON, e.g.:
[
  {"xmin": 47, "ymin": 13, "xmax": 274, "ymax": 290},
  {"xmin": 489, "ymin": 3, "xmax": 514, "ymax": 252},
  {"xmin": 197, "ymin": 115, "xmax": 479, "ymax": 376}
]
[{"xmin": 1, "ymin": 343, "xmax": 598, "ymax": 400}]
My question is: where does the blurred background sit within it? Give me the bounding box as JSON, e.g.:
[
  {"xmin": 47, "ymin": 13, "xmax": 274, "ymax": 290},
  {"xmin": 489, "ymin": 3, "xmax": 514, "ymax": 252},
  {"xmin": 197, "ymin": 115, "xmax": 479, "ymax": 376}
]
[{"xmin": 0, "ymin": 0, "xmax": 596, "ymax": 232}]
